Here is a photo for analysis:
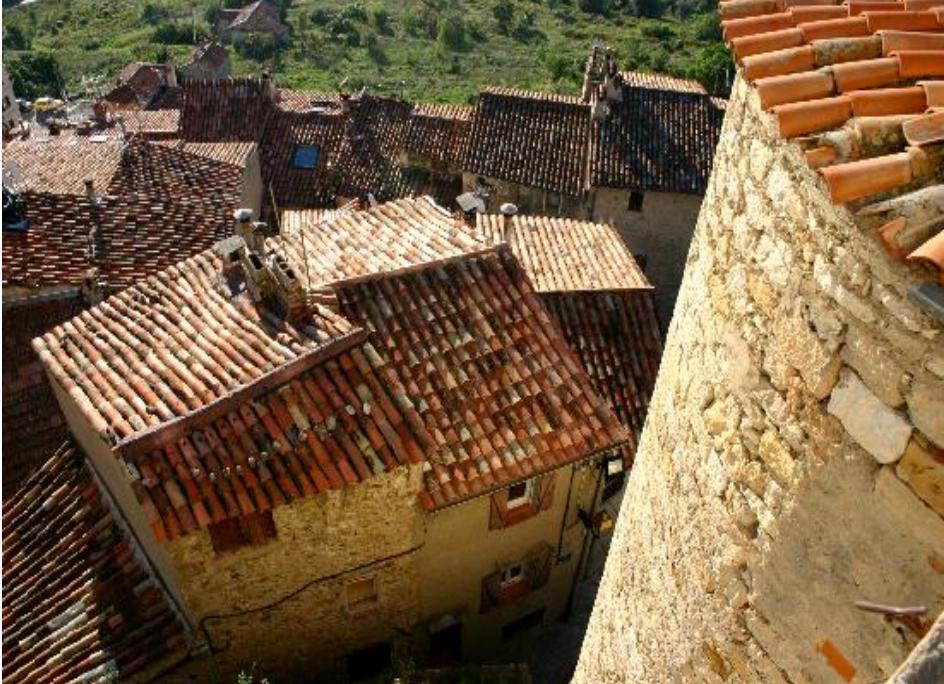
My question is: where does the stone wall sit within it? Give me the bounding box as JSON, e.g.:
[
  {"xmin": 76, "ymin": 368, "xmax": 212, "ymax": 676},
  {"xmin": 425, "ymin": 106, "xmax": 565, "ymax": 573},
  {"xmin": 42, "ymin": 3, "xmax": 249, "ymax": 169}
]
[
  {"xmin": 575, "ymin": 75, "xmax": 944, "ymax": 683},
  {"xmin": 166, "ymin": 464, "xmax": 425, "ymax": 682},
  {"xmin": 590, "ymin": 187, "xmax": 703, "ymax": 329}
]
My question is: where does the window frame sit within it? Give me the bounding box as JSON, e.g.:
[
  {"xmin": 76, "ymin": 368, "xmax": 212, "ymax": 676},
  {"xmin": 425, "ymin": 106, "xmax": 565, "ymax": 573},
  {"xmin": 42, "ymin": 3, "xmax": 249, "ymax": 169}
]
[
  {"xmin": 499, "ymin": 563, "xmax": 525, "ymax": 588},
  {"xmin": 505, "ymin": 479, "xmax": 533, "ymax": 509},
  {"xmin": 345, "ymin": 575, "xmax": 380, "ymax": 612}
]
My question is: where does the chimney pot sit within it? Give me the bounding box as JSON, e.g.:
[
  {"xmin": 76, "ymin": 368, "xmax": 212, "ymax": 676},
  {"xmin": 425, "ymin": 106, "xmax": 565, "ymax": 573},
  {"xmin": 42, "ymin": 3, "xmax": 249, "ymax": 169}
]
[
  {"xmin": 499, "ymin": 203, "xmax": 518, "ymax": 241},
  {"xmin": 84, "ymin": 179, "xmax": 95, "ymax": 200}
]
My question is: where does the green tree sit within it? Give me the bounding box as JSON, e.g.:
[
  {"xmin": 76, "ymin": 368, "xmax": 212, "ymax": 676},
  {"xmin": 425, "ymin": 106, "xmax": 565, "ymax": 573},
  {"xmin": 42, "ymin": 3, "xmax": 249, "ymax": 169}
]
[
  {"xmin": 493, "ymin": 0, "xmax": 514, "ymax": 33},
  {"xmin": 370, "ymin": 7, "xmax": 392, "ymax": 35},
  {"xmin": 687, "ymin": 42, "xmax": 732, "ymax": 96},
  {"xmin": 437, "ymin": 15, "xmax": 466, "ymax": 51},
  {"xmin": 8, "ymin": 52, "xmax": 63, "ymax": 99},
  {"xmin": 3, "ymin": 24, "xmax": 31, "ymax": 51},
  {"xmin": 634, "ymin": 0, "xmax": 663, "ymax": 19}
]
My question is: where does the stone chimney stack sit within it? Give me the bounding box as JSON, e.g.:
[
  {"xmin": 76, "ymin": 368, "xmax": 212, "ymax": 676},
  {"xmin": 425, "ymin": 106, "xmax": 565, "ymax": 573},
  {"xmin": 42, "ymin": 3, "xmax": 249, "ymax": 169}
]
[
  {"xmin": 84, "ymin": 179, "xmax": 95, "ymax": 201},
  {"xmin": 233, "ymin": 207, "xmax": 254, "ymax": 243},
  {"xmin": 499, "ymin": 202, "xmax": 518, "ymax": 242}
]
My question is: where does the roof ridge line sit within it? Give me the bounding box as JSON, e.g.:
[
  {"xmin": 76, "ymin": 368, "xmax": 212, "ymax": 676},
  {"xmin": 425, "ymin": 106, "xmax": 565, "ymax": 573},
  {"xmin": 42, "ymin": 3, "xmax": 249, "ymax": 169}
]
[{"xmin": 115, "ymin": 326, "xmax": 369, "ymax": 461}]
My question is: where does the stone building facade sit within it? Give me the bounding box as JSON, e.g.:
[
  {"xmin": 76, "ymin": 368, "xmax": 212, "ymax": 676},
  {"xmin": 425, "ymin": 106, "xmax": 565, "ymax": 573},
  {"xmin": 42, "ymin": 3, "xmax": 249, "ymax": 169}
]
[{"xmin": 575, "ymin": 28, "xmax": 944, "ymax": 684}]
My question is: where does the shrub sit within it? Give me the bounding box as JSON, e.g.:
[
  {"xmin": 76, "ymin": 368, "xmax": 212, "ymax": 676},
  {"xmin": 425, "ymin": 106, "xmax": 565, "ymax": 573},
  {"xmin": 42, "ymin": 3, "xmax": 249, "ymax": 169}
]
[
  {"xmin": 370, "ymin": 7, "xmax": 392, "ymax": 34},
  {"xmin": 577, "ymin": 0, "xmax": 608, "ymax": 14},
  {"xmin": 3, "ymin": 24, "xmax": 31, "ymax": 51},
  {"xmin": 687, "ymin": 42, "xmax": 732, "ymax": 96},
  {"xmin": 8, "ymin": 52, "xmax": 63, "ymax": 99},
  {"xmin": 152, "ymin": 22, "xmax": 193, "ymax": 45},
  {"xmin": 310, "ymin": 8, "xmax": 334, "ymax": 25},
  {"xmin": 640, "ymin": 23, "xmax": 674, "ymax": 40},
  {"xmin": 692, "ymin": 12, "xmax": 721, "ymax": 41},
  {"xmin": 437, "ymin": 15, "xmax": 466, "ymax": 51},
  {"xmin": 140, "ymin": 3, "xmax": 168, "ymax": 23},
  {"xmin": 236, "ymin": 32, "xmax": 281, "ymax": 60},
  {"xmin": 493, "ymin": 0, "xmax": 514, "ymax": 33},
  {"xmin": 341, "ymin": 4, "xmax": 368, "ymax": 23},
  {"xmin": 634, "ymin": 0, "xmax": 663, "ymax": 19}
]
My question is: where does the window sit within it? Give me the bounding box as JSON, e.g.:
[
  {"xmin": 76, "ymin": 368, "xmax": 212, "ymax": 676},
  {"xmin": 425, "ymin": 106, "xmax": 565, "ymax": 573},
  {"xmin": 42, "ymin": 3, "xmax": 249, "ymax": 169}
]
[
  {"xmin": 208, "ymin": 511, "xmax": 277, "ymax": 554},
  {"xmin": 489, "ymin": 473, "xmax": 556, "ymax": 529},
  {"xmin": 292, "ymin": 144, "xmax": 319, "ymax": 169},
  {"xmin": 627, "ymin": 190, "xmax": 644, "ymax": 212},
  {"xmin": 602, "ymin": 454, "xmax": 626, "ymax": 501},
  {"xmin": 345, "ymin": 576, "xmax": 379, "ymax": 611},
  {"xmin": 499, "ymin": 563, "xmax": 525, "ymax": 588},
  {"xmin": 506, "ymin": 479, "xmax": 533, "ymax": 509}
]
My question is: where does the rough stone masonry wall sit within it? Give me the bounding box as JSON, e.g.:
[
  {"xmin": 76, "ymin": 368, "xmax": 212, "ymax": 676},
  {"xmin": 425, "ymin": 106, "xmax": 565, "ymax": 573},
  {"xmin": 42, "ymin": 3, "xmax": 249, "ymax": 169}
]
[
  {"xmin": 574, "ymin": 75, "xmax": 944, "ymax": 684},
  {"xmin": 166, "ymin": 464, "xmax": 425, "ymax": 683}
]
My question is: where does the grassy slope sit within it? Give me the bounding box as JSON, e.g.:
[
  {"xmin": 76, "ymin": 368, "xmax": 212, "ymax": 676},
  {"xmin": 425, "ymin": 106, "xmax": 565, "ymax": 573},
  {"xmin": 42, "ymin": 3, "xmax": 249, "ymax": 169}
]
[{"xmin": 2, "ymin": 0, "xmax": 728, "ymax": 103}]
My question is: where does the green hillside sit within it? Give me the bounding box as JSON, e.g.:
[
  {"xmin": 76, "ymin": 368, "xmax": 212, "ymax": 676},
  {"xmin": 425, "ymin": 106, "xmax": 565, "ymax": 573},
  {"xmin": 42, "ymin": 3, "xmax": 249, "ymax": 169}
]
[{"xmin": 2, "ymin": 0, "xmax": 731, "ymax": 104}]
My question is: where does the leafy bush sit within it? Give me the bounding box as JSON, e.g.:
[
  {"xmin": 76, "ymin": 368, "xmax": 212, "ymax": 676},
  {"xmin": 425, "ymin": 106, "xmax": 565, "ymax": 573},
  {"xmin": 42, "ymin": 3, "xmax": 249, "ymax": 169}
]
[
  {"xmin": 152, "ymin": 22, "xmax": 194, "ymax": 45},
  {"xmin": 634, "ymin": 0, "xmax": 663, "ymax": 19},
  {"xmin": 692, "ymin": 12, "xmax": 721, "ymax": 41},
  {"xmin": 686, "ymin": 42, "xmax": 732, "ymax": 96},
  {"xmin": 437, "ymin": 15, "xmax": 466, "ymax": 51},
  {"xmin": 493, "ymin": 0, "xmax": 514, "ymax": 33},
  {"xmin": 3, "ymin": 24, "xmax": 31, "ymax": 50},
  {"xmin": 370, "ymin": 7, "xmax": 392, "ymax": 34},
  {"xmin": 140, "ymin": 3, "xmax": 168, "ymax": 24},
  {"xmin": 341, "ymin": 4, "xmax": 368, "ymax": 23},
  {"xmin": 8, "ymin": 52, "xmax": 63, "ymax": 99},
  {"xmin": 309, "ymin": 8, "xmax": 334, "ymax": 25},
  {"xmin": 236, "ymin": 32, "xmax": 281, "ymax": 60},
  {"xmin": 577, "ymin": 0, "xmax": 608, "ymax": 15},
  {"xmin": 640, "ymin": 23, "xmax": 674, "ymax": 40}
]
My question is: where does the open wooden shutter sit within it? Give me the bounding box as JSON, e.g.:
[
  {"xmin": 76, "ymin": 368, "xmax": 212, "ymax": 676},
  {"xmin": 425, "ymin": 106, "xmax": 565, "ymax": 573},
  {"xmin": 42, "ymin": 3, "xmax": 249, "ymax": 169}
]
[
  {"xmin": 524, "ymin": 544, "xmax": 554, "ymax": 591},
  {"xmin": 480, "ymin": 570, "xmax": 502, "ymax": 613},
  {"xmin": 535, "ymin": 472, "xmax": 556, "ymax": 511},
  {"xmin": 489, "ymin": 489, "xmax": 511, "ymax": 530}
]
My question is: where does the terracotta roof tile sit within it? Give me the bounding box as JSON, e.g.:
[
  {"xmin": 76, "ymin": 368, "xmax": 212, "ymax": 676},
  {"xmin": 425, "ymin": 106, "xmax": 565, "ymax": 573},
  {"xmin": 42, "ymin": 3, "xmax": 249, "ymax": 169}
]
[
  {"xmin": 621, "ymin": 70, "xmax": 710, "ymax": 93},
  {"xmin": 275, "ymin": 196, "xmax": 487, "ymax": 287},
  {"xmin": 589, "ymin": 82, "xmax": 724, "ymax": 193},
  {"xmin": 464, "ymin": 88, "xmax": 591, "ymax": 196},
  {"xmin": 32, "ymin": 247, "xmax": 357, "ymax": 445},
  {"xmin": 721, "ymin": 0, "xmax": 944, "ymax": 286},
  {"xmin": 2, "ymin": 442, "xmax": 188, "ymax": 681},
  {"xmin": 157, "ymin": 139, "xmax": 257, "ymax": 168},
  {"xmin": 2, "ymin": 296, "xmax": 84, "ymax": 495},
  {"xmin": 335, "ymin": 248, "xmax": 629, "ymax": 507},
  {"xmin": 4, "ymin": 137, "xmax": 123, "ymax": 195},
  {"xmin": 403, "ymin": 104, "xmax": 472, "ymax": 171},
  {"xmin": 475, "ymin": 214, "xmax": 651, "ymax": 292}
]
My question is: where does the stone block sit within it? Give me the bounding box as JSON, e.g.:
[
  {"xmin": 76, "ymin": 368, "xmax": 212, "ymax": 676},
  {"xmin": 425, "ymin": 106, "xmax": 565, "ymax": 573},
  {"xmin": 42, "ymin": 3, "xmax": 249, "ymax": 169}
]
[
  {"xmin": 907, "ymin": 376, "xmax": 944, "ymax": 450},
  {"xmin": 827, "ymin": 370, "xmax": 912, "ymax": 464},
  {"xmin": 771, "ymin": 315, "xmax": 842, "ymax": 400},
  {"xmin": 841, "ymin": 324, "xmax": 905, "ymax": 407},
  {"xmin": 896, "ymin": 437, "xmax": 944, "ymax": 517}
]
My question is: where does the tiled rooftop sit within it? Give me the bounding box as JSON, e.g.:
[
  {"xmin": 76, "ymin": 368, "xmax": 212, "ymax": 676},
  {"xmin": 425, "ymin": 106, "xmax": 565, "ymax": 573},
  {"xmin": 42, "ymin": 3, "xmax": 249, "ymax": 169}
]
[
  {"xmin": 275, "ymin": 196, "xmax": 487, "ymax": 287},
  {"xmin": 720, "ymin": 0, "xmax": 944, "ymax": 285},
  {"xmin": 2, "ymin": 296, "xmax": 84, "ymax": 495},
  {"xmin": 2, "ymin": 442, "xmax": 188, "ymax": 681},
  {"xmin": 475, "ymin": 214, "xmax": 652, "ymax": 292},
  {"xmin": 32, "ymin": 248, "xmax": 357, "ymax": 445},
  {"xmin": 158, "ymin": 139, "xmax": 257, "ymax": 168},
  {"xmin": 334, "ymin": 247, "xmax": 629, "ymax": 509},
  {"xmin": 3, "ymin": 136, "xmax": 123, "ymax": 195},
  {"xmin": 590, "ymin": 78, "xmax": 725, "ymax": 193},
  {"xmin": 3, "ymin": 140, "xmax": 244, "ymax": 291},
  {"xmin": 403, "ymin": 103, "xmax": 473, "ymax": 170},
  {"xmin": 464, "ymin": 87, "xmax": 591, "ymax": 196},
  {"xmin": 622, "ymin": 70, "xmax": 709, "ymax": 94}
]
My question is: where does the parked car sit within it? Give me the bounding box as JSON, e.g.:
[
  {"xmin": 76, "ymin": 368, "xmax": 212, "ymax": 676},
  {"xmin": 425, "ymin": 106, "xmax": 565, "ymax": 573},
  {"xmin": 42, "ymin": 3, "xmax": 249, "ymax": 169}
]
[{"xmin": 33, "ymin": 97, "xmax": 64, "ymax": 112}]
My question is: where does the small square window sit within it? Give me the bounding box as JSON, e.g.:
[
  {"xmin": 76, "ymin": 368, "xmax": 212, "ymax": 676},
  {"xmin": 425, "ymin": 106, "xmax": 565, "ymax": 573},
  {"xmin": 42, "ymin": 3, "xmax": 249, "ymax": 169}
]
[
  {"xmin": 345, "ymin": 576, "xmax": 379, "ymax": 610},
  {"xmin": 627, "ymin": 190, "xmax": 644, "ymax": 212},
  {"xmin": 292, "ymin": 144, "xmax": 319, "ymax": 169},
  {"xmin": 500, "ymin": 564, "xmax": 525, "ymax": 588},
  {"xmin": 506, "ymin": 480, "xmax": 533, "ymax": 509}
]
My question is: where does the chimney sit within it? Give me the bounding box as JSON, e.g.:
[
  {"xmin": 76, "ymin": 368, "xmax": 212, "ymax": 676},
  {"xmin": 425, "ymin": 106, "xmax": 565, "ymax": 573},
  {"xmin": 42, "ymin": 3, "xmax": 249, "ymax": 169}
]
[
  {"xmin": 233, "ymin": 207, "xmax": 254, "ymax": 243},
  {"xmin": 268, "ymin": 251, "xmax": 305, "ymax": 320},
  {"xmin": 84, "ymin": 179, "xmax": 95, "ymax": 201},
  {"xmin": 261, "ymin": 71, "xmax": 276, "ymax": 103},
  {"xmin": 499, "ymin": 202, "xmax": 518, "ymax": 242}
]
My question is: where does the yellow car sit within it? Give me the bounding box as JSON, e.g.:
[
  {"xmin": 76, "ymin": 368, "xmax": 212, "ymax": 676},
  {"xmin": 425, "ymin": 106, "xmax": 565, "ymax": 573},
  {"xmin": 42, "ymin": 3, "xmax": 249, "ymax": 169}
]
[{"xmin": 33, "ymin": 97, "xmax": 64, "ymax": 112}]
